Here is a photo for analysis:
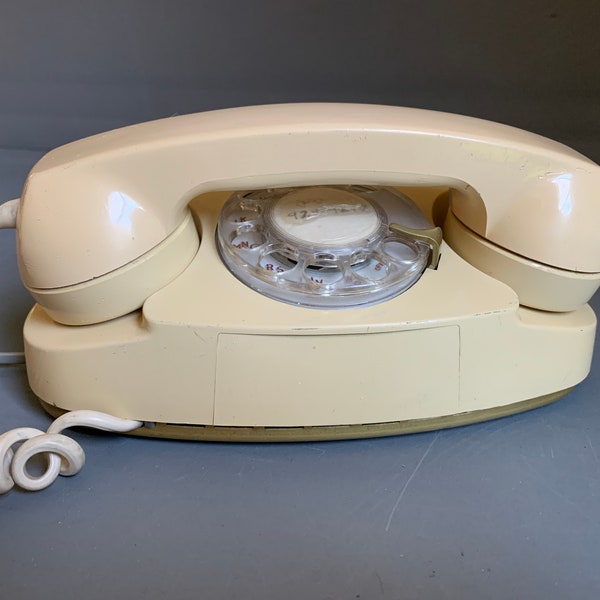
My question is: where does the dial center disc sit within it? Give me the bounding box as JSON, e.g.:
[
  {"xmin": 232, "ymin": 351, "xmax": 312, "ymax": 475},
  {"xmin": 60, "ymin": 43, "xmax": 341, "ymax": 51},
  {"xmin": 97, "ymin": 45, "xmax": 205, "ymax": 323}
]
[{"xmin": 270, "ymin": 187, "xmax": 380, "ymax": 246}]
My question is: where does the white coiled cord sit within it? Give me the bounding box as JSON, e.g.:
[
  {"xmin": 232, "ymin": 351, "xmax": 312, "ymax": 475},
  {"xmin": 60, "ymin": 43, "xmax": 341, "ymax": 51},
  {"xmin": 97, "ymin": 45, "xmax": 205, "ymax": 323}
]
[
  {"xmin": 0, "ymin": 198, "xmax": 20, "ymax": 229},
  {"xmin": 2, "ymin": 199, "xmax": 144, "ymax": 493},
  {"xmin": 0, "ymin": 410, "xmax": 143, "ymax": 494}
]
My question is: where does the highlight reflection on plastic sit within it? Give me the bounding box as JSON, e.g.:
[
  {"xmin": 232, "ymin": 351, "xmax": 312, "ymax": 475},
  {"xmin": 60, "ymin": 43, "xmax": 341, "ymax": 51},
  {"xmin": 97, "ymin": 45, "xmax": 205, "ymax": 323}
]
[
  {"xmin": 107, "ymin": 191, "xmax": 143, "ymax": 229},
  {"xmin": 553, "ymin": 173, "xmax": 573, "ymax": 216}
]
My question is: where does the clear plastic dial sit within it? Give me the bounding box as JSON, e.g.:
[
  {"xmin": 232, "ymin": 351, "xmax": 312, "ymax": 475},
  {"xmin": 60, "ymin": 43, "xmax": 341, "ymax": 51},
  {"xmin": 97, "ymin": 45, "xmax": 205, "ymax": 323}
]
[{"xmin": 217, "ymin": 186, "xmax": 432, "ymax": 308}]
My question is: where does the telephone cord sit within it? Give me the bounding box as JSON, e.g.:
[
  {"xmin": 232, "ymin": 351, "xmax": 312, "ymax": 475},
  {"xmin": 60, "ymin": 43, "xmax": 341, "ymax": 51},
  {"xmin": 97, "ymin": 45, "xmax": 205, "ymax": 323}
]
[
  {"xmin": 0, "ymin": 410, "xmax": 143, "ymax": 494},
  {"xmin": 0, "ymin": 198, "xmax": 20, "ymax": 229},
  {"xmin": 1, "ymin": 198, "xmax": 24, "ymax": 364},
  {"xmin": 2, "ymin": 199, "xmax": 143, "ymax": 493}
]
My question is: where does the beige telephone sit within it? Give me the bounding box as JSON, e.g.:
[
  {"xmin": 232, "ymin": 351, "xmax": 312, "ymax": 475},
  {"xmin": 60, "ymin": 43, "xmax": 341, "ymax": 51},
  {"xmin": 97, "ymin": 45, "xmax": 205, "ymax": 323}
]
[{"xmin": 10, "ymin": 103, "xmax": 600, "ymax": 443}]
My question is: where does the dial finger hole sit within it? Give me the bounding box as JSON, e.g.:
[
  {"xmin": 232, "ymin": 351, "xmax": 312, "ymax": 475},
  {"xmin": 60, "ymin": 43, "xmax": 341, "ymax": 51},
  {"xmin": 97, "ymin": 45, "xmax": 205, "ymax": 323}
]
[
  {"xmin": 304, "ymin": 265, "xmax": 344, "ymax": 287},
  {"xmin": 224, "ymin": 195, "xmax": 263, "ymax": 224},
  {"xmin": 231, "ymin": 231, "xmax": 266, "ymax": 251},
  {"xmin": 259, "ymin": 252, "xmax": 295, "ymax": 275},
  {"xmin": 383, "ymin": 240, "xmax": 419, "ymax": 262},
  {"xmin": 350, "ymin": 256, "xmax": 389, "ymax": 281}
]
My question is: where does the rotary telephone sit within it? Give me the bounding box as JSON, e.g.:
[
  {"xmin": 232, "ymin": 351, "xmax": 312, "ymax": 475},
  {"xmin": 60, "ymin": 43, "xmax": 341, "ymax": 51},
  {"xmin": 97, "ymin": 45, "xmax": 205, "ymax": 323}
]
[{"xmin": 2, "ymin": 103, "xmax": 600, "ymax": 492}]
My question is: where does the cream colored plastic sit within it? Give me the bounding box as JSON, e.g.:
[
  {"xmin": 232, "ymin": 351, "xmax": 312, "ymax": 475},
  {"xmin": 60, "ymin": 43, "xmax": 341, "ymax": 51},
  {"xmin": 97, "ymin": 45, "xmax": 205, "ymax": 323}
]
[
  {"xmin": 26, "ymin": 212, "xmax": 199, "ymax": 325},
  {"xmin": 444, "ymin": 210, "xmax": 600, "ymax": 312},
  {"xmin": 17, "ymin": 104, "xmax": 600, "ymax": 321},
  {"xmin": 23, "ymin": 192, "xmax": 597, "ymax": 431},
  {"xmin": 16, "ymin": 103, "xmax": 600, "ymax": 436}
]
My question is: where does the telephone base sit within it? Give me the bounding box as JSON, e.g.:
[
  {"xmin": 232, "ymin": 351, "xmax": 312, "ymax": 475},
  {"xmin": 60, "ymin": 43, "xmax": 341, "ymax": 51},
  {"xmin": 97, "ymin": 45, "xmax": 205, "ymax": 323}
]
[
  {"xmin": 39, "ymin": 388, "xmax": 572, "ymax": 442},
  {"xmin": 24, "ymin": 193, "xmax": 596, "ymax": 436}
]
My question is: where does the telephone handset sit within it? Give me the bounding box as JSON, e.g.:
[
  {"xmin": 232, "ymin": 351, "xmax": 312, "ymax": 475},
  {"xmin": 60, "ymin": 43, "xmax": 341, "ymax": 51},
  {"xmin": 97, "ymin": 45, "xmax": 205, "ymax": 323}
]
[
  {"xmin": 4, "ymin": 104, "xmax": 600, "ymax": 463},
  {"xmin": 17, "ymin": 103, "xmax": 600, "ymax": 323}
]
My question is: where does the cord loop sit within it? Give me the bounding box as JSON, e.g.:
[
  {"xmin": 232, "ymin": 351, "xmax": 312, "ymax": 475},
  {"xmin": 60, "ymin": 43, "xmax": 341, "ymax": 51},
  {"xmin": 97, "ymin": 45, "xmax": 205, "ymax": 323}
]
[{"xmin": 0, "ymin": 412, "xmax": 142, "ymax": 494}]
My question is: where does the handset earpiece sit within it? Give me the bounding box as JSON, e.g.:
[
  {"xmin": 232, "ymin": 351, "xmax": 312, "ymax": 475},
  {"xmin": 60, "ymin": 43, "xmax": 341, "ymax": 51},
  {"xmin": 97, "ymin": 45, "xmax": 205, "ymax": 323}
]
[{"xmin": 20, "ymin": 211, "xmax": 199, "ymax": 326}]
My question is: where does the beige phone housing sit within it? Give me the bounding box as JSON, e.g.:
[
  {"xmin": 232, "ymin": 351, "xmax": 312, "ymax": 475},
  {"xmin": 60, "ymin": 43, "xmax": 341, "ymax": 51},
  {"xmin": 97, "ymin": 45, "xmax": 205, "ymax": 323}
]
[{"xmin": 16, "ymin": 104, "xmax": 600, "ymax": 441}]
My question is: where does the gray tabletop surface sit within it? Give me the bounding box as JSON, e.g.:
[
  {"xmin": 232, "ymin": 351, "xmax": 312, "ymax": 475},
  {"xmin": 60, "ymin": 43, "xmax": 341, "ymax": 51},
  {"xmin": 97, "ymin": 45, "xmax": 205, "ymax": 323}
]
[{"xmin": 2, "ymin": 151, "xmax": 600, "ymax": 600}]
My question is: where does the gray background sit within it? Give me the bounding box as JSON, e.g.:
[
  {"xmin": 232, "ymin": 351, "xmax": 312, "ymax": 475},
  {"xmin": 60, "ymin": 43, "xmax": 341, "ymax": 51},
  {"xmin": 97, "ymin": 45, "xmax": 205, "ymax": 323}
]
[{"xmin": 1, "ymin": 1, "xmax": 600, "ymax": 598}]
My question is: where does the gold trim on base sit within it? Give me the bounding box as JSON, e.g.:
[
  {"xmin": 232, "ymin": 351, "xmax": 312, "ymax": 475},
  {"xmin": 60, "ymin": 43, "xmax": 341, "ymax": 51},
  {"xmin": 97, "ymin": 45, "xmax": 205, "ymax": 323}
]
[{"xmin": 39, "ymin": 387, "xmax": 573, "ymax": 442}]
